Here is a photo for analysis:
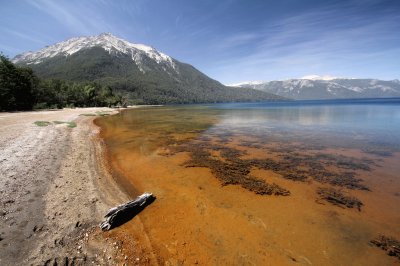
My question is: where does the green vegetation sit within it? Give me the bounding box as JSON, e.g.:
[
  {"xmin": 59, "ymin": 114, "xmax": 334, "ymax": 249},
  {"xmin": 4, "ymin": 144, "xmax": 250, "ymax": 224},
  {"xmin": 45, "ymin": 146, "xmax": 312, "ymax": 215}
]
[
  {"xmin": 34, "ymin": 121, "xmax": 51, "ymax": 127},
  {"xmin": 1, "ymin": 55, "xmax": 122, "ymax": 111},
  {"xmin": 67, "ymin": 121, "xmax": 76, "ymax": 128},
  {"xmin": 16, "ymin": 48, "xmax": 285, "ymax": 105},
  {"xmin": 79, "ymin": 113, "xmax": 97, "ymax": 116},
  {"xmin": 33, "ymin": 79, "xmax": 122, "ymax": 109},
  {"xmin": 35, "ymin": 120, "xmax": 77, "ymax": 128},
  {"xmin": 79, "ymin": 110, "xmax": 111, "ymax": 116},
  {"xmin": 96, "ymin": 110, "xmax": 112, "ymax": 116},
  {"xmin": 2, "ymin": 47, "xmax": 285, "ymax": 111},
  {"xmin": 1, "ymin": 54, "xmax": 37, "ymax": 111},
  {"xmin": 53, "ymin": 120, "xmax": 76, "ymax": 128}
]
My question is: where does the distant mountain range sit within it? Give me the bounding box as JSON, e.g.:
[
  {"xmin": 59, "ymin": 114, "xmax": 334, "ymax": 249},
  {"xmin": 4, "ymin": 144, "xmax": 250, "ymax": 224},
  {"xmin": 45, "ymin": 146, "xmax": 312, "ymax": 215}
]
[
  {"xmin": 12, "ymin": 33, "xmax": 283, "ymax": 104},
  {"xmin": 229, "ymin": 77, "xmax": 400, "ymax": 100}
]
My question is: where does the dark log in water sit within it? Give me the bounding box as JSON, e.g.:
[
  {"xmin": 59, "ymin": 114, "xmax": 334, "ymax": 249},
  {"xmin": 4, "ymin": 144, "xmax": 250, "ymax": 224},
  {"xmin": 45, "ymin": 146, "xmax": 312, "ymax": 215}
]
[
  {"xmin": 370, "ymin": 235, "xmax": 400, "ymax": 259},
  {"xmin": 100, "ymin": 193, "xmax": 155, "ymax": 231},
  {"xmin": 316, "ymin": 187, "xmax": 363, "ymax": 211}
]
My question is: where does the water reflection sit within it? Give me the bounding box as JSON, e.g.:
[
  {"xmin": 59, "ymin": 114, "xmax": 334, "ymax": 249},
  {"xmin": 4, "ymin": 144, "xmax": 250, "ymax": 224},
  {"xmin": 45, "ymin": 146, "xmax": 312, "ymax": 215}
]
[
  {"xmin": 99, "ymin": 99, "xmax": 400, "ymax": 154},
  {"xmin": 210, "ymin": 99, "xmax": 400, "ymax": 150},
  {"xmin": 215, "ymin": 100, "xmax": 400, "ymax": 130}
]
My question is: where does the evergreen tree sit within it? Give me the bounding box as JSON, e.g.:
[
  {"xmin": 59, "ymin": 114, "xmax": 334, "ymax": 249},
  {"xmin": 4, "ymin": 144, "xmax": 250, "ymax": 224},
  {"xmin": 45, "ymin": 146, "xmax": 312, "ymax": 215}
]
[
  {"xmin": 0, "ymin": 54, "xmax": 37, "ymax": 111},
  {"xmin": 1, "ymin": 54, "xmax": 121, "ymax": 111}
]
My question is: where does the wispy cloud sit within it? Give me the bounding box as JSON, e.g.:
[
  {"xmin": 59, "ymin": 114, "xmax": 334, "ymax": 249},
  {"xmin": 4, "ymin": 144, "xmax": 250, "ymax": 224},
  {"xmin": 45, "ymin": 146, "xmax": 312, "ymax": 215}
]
[
  {"xmin": 0, "ymin": 44, "xmax": 21, "ymax": 55},
  {"xmin": 26, "ymin": 0, "xmax": 113, "ymax": 35},
  {"xmin": 215, "ymin": 32, "xmax": 261, "ymax": 50},
  {"xmin": 208, "ymin": 1, "xmax": 400, "ymax": 83},
  {"xmin": 1, "ymin": 0, "xmax": 398, "ymax": 81},
  {"xmin": 0, "ymin": 28, "xmax": 47, "ymax": 45}
]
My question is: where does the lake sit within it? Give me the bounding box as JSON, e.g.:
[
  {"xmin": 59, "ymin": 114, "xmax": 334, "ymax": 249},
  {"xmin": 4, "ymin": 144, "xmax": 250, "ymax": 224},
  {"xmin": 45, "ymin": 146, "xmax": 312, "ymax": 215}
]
[{"xmin": 96, "ymin": 98, "xmax": 400, "ymax": 265}]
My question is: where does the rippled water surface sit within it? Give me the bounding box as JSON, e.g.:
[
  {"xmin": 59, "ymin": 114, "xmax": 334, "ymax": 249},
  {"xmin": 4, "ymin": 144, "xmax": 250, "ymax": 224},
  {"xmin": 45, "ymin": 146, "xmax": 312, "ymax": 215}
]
[{"xmin": 97, "ymin": 98, "xmax": 400, "ymax": 265}]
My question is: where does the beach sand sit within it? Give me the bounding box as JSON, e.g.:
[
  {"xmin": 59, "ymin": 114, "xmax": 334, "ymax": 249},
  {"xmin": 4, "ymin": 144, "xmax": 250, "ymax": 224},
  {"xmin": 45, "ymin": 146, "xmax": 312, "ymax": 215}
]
[{"xmin": 0, "ymin": 108, "xmax": 149, "ymax": 265}]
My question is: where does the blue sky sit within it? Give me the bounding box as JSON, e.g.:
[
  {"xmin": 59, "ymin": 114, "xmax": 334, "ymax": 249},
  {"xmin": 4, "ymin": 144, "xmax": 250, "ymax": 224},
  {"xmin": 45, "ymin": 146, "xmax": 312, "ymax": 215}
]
[{"xmin": 0, "ymin": 0, "xmax": 399, "ymax": 83}]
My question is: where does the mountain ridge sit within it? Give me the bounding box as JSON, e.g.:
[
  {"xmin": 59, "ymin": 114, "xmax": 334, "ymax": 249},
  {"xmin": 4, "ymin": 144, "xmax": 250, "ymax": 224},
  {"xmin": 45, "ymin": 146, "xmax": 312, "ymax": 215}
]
[
  {"xmin": 231, "ymin": 78, "xmax": 400, "ymax": 100},
  {"xmin": 13, "ymin": 33, "xmax": 175, "ymax": 69},
  {"xmin": 13, "ymin": 33, "xmax": 285, "ymax": 104}
]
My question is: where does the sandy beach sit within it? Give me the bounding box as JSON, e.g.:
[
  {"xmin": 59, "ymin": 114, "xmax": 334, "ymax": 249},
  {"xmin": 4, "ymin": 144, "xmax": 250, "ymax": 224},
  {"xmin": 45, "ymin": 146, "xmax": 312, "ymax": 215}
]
[{"xmin": 0, "ymin": 108, "xmax": 148, "ymax": 265}]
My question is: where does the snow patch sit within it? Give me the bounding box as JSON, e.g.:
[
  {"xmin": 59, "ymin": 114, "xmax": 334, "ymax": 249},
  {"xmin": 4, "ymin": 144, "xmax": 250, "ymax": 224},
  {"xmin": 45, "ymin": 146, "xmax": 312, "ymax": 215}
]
[
  {"xmin": 12, "ymin": 32, "xmax": 177, "ymax": 71},
  {"xmin": 300, "ymin": 75, "xmax": 339, "ymax": 81},
  {"xmin": 370, "ymin": 85, "xmax": 394, "ymax": 92},
  {"xmin": 227, "ymin": 81, "xmax": 264, "ymax": 87},
  {"xmin": 348, "ymin": 86, "xmax": 364, "ymax": 92}
]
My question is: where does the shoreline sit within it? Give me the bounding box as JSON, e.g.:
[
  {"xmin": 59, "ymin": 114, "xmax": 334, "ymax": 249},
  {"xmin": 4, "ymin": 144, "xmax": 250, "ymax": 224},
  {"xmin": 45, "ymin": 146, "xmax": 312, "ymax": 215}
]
[
  {"xmin": 0, "ymin": 107, "xmax": 140, "ymax": 265},
  {"xmin": 2, "ymin": 105, "xmax": 399, "ymax": 265},
  {"xmin": 94, "ymin": 107, "xmax": 161, "ymax": 265},
  {"xmin": 94, "ymin": 104, "xmax": 400, "ymax": 265},
  {"xmin": 93, "ymin": 109, "xmax": 142, "ymax": 198}
]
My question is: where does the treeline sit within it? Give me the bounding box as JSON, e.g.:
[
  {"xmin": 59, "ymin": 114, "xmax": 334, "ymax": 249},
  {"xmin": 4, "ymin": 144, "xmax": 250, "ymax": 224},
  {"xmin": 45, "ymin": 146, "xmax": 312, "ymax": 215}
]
[
  {"xmin": 27, "ymin": 48, "xmax": 285, "ymax": 105},
  {"xmin": 34, "ymin": 79, "xmax": 123, "ymax": 109},
  {"xmin": 0, "ymin": 55, "xmax": 122, "ymax": 111}
]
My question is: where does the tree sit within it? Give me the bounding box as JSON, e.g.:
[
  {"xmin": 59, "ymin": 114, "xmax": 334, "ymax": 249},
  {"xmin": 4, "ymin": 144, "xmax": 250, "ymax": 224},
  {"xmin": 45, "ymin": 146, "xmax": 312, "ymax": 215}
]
[
  {"xmin": 0, "ymin": 54, "xmax": 37, "ymax": 111},
  {"xmin": 1, "ymin": 53, "xmax": 123, "ymax": 110},
  {"xmin": 0, "ymin": 54, "xmax": 16, "ymax": 110}
]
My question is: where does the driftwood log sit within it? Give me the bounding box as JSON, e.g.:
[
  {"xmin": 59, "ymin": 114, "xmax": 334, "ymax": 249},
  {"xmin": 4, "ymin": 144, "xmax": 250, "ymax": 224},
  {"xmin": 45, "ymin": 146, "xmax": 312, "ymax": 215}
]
[{"xmin": 100, "ymin": 192, "xmax": 155, "ymax": 231}]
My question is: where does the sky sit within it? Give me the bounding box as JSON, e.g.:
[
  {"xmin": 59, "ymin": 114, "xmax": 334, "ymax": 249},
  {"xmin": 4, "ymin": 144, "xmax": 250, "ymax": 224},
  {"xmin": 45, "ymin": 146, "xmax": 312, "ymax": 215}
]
[{"xmin": 0, "ymin": 0, "xmax": 399, "ymax": 84}]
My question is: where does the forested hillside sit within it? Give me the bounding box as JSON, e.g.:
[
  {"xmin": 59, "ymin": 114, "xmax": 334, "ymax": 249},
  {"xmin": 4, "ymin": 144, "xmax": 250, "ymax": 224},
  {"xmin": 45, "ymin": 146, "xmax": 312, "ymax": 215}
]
[
  {"xmin": 13, "ymin": 33, "xmax": 285, "ymax": 105},
  {"xmin": 0, "ymin": 55, "xmax": 121, "ymax": 111}
]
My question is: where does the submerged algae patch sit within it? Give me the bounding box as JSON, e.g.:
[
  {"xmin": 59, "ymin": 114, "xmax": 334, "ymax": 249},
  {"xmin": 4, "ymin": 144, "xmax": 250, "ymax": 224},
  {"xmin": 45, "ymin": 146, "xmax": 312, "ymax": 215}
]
[
  {"xmin": 316, "ymin": 187, "xmax": 363, "ymax": 211},
  {"xmin": 164, "ymin": 132, "xmax": 372, "ymax": 198},
  {"xmin": 370, "ymin": 235, "xmax": 400, "ymax": 259},
  {"xmin": 166, "ymin": 142, "xmax": 290, "ymax": 196}
]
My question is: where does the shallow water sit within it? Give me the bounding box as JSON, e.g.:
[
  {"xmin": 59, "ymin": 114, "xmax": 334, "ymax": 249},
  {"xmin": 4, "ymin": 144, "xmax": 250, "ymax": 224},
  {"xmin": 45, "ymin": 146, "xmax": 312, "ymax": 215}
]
[{"xmin": 97, "ymin": 99, "xmax": 400, "ymax": 265}]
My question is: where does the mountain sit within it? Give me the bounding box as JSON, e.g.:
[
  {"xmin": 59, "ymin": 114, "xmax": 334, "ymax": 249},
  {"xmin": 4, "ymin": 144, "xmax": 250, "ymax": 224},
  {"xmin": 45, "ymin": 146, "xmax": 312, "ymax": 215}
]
[
  {"xmin": 230, "ymin": 77, "xmax": 400, "ymax": 100},
  {"xmin": 12, "ymin": 33, "xmax": 284, "ymax": 104},
  {"xmin": 298, "ymin": 75, "xmax": 339, "ymax": 81}
]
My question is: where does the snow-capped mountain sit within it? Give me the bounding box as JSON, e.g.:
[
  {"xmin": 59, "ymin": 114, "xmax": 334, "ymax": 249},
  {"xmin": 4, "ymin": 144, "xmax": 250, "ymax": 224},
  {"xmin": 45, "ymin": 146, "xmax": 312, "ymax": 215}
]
[
  {"xmin": 231, "ymin": 78, "xmax": 400, "ymax": 100},
  {"xmin": 13, "ymin": 33, "xmax": 176, "ymax": 73},
  {"xmin": 299, "ymin": 75, "xmax": 341, "ymax": 81},
  {"xmin": 13, "ymin": 33, "xmax": 283, "ymax": 104},
  {"xmin": 228, "ymin": 80, "xmax": 265, "ymax": 87}
]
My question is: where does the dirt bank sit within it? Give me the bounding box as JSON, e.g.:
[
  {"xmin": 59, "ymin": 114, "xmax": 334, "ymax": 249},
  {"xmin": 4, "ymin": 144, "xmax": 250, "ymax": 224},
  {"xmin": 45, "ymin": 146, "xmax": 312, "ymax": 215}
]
[{"xmin": 0, "ymin": 108, "xmax": 140, "ymax": 265}]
